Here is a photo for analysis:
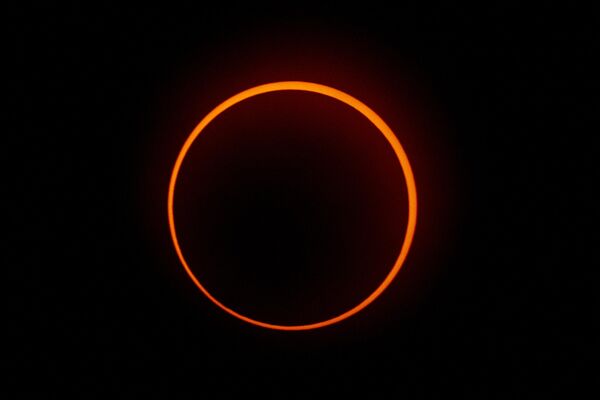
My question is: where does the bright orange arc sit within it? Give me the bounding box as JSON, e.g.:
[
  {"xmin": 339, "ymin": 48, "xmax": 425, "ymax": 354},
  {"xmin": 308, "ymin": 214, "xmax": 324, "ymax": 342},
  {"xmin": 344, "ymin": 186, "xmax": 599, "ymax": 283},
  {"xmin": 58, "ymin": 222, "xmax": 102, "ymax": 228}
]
[{"xmin": 168, "ymin": 81, "xmax": 417, "ymax": 331}]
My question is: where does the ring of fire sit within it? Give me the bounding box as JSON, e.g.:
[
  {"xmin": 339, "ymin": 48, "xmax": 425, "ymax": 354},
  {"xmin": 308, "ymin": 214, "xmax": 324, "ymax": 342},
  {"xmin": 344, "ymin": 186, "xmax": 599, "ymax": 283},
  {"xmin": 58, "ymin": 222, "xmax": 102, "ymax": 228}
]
[{"xmin": 168, "ymin": 81, "xmax": 417, "ymax": 331}]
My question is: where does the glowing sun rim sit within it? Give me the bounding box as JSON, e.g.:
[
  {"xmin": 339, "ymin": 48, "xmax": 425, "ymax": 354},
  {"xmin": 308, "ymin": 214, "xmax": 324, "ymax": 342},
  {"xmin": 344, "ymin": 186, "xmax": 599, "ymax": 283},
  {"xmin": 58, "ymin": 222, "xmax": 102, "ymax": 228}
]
[{"xmin": 168, "ymin": 81, "xmax": 417, "ymax": 331}]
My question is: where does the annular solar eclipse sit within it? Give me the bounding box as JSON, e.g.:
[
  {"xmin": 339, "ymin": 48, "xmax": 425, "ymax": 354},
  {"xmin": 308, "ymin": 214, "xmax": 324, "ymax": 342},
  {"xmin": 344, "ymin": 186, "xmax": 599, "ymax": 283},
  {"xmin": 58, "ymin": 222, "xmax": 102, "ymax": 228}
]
[{"xmin": 168, "ymin": 81, "xmax": 417, "ymax": 330}]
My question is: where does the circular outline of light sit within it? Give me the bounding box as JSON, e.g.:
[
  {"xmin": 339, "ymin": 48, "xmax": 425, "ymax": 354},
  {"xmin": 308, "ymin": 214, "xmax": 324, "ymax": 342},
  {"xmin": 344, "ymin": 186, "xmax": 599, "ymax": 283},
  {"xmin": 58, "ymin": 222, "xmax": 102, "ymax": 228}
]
[{"xmin": 168, "ymin": 81, "xmax": 417, "ymax": 331}]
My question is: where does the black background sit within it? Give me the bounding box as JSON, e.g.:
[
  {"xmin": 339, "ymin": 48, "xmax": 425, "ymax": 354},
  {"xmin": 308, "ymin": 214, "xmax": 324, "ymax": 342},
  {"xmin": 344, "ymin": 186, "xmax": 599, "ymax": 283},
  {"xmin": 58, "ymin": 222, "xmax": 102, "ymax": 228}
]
[{"xmin": 7, "ymin": 3, "xmax": 592, "ymax": 395}]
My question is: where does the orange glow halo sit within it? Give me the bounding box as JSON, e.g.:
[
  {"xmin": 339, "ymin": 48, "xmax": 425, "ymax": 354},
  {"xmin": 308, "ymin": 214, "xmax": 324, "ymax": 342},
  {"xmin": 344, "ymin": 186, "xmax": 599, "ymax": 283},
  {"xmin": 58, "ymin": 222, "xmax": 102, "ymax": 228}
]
[{"xmin": 168, "ymin": 81, "xmax": 417, "ymax": 331}]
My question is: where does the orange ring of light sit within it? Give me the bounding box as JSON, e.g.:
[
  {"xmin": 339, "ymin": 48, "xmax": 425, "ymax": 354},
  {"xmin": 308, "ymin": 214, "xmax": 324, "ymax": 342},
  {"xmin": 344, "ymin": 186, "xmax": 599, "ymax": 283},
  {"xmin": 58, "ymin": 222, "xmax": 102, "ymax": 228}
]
[{"xmin": 168, "ymin": 81, "xmax": 417, "ymax": 331}]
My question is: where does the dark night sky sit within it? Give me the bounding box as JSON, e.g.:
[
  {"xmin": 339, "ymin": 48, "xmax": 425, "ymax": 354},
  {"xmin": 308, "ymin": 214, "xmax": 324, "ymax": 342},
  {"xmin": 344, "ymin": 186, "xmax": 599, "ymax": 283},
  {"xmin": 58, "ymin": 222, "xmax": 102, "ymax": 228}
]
[{"xmin": 6, "ymin": 3, "xmax": 592, "ymax": 395}]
